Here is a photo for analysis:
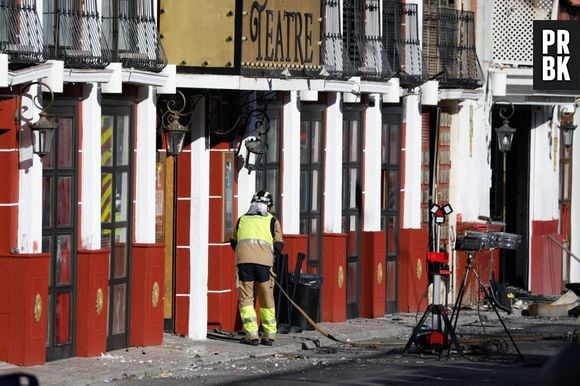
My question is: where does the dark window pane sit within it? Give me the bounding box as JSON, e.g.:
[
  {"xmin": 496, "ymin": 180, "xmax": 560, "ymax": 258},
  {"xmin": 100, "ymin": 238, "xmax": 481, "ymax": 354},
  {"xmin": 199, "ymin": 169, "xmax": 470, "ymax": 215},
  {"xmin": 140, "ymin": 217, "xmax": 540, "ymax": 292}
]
[
  {"xmin": 389, "ymin": 123, "xmax": 400, "ymax": 164},
  {"xmin": 347, "ymin": 261, "xmax": 357, "ymax": 303},
  {"xmin": 311, "ymin": 120, "xmax": 321, "ymax": 163},
  {"xmin": 111, "ymin": 284, "xmax": 127, "ymax": 335},
  {"xmin": 55, "ymin": 293, "xmax": 71, "ymax": 344},
  {"xmin": 309, "ymin": 218, "xmax": 318, "ymax": 261},
  {"xmin": 387, "ymin": 216, "xmax": 397, "ymax": 255},
  {"xmin": 266, "ymin": 118, "xmax": 279, "ymax": 162},
  {"xmin": 386, "ymin": 260, "xmax": 397, "ymax": 302},
  {"xmin": 300, "ymin": 170, "xmax": 309, "ymax": 212},
  {"xmin": 56, "ymin": 234, "xmax": 72, "ymax": 285},
  {"xmin": 57, "ymin": 177, "xmax": 72, "ymax": 227},
  {"xmin": 57, "ymin": 117, "xmax": 73, "ymax": 168},
  {"xmin": 349, "ymin": 120, "xmax": 359, "ymax": 162},
  {"xmin": 300, "ymin": 120, "xmax": 310, "ymax": 164},
  {"xmin": 116, "ymin": 114, "xmax": 130, "ymax": 166},
  {"xmin": 115, "ymin": 172, "xmax": 129, "ymax": 222},
  {"xmin": 43, "ymin": 177, "xmax": 53, "ymax": 228},
  {"xmin": 101, "ymin": 116, "xmax": 114, "ymax": 167},
  {"xmin": 113, "ymin": 228, "xmax": 128, "ymax": 278},
  {"xmin": 388, "ymin": 171, "xmax": 397, "ymax": 210}
]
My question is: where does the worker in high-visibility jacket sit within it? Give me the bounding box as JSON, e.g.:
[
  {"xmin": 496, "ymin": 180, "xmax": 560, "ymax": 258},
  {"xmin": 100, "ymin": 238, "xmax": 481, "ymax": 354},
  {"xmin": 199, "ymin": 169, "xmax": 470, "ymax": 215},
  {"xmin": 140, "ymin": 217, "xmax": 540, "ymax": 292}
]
[{"xmin": 230, "ymin": 190, "xmax": 284, "ymax": 346}]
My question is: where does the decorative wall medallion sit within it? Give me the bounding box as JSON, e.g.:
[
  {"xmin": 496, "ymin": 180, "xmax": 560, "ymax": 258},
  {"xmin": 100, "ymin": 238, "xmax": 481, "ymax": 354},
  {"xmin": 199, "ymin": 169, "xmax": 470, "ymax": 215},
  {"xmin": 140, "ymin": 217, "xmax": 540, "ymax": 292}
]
[
  {"xmin": 152, "ymin": 281, "xmax": 160, "ymax": 308},
  {"xmin": 33, "ymin": 293, "xmax": 42, "ymax": 322},
  {"xmin": 377, "ymin": 262, "xmax": 383, "ymax": 284},
  {"xmin": 416, "ymin": 258, "xmax": 423, "ymax": 280},
  {"xmin": 96, "ymin": 288, "xmax": 104, "ymax": 315},
  {"xmin": 338, "ymin": 265, "xmax": 344, "ymax": 289}
]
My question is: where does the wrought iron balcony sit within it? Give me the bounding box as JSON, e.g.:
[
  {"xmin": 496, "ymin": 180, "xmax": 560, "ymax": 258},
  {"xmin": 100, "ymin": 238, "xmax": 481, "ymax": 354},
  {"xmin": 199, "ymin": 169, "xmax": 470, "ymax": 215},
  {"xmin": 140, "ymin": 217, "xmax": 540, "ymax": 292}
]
[
  {"xmin": 320, "ymin": 0, "xmax": 354, "ymax": 79},
  {"xmin": 382, "ymin": 1, "xmax": 425, "ymax": 87},
  {"xmin": 103, "ymin": 0, "xmax": 167, "ymax": 73},
  {"xmin": 322, "ymin": 0, "xmax": 391, "ymax": 80},
  {"xmin": 0, "ymin": 0, "xmax": 45, "ymax": 66},
  {"xmin": 423, "ymin": 7, "xmax": 483, "ymax": 89},
  {"xmin": 43, "ymin": 0, "xmax": 111, "ymax": 69},
  {"xmin": 343, "ymin": 0, "xmax": 392, "ymax": 80}
]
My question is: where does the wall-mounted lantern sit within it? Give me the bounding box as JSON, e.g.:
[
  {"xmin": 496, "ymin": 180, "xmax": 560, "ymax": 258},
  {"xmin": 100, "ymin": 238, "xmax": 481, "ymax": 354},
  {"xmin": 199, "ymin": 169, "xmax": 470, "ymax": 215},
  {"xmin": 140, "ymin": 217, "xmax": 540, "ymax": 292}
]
[
  {"xmin": 159, "ymin": 91, "xmax": 191, "ymax": 156},
  {"xmin": 493, "ymin": 101, "xmax": 516, "ymax": 153},
  {"xmin": 559, "ymin": 105, "xmax": 577, "ymax": 147},
  {"xmin": 243, "ymin": 137, "xmax": 268, "ymax": 173},
  {"xmin": 18, "ymin": 81, "xmax": 57, "ymax": 157}
]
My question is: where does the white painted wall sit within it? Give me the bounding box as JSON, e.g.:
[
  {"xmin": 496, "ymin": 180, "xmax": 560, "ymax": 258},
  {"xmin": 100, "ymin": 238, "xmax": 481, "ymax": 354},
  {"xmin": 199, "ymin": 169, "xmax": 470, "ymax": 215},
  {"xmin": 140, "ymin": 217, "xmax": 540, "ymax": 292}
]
[
  {"xmin": 450, "ymin": 99, "xmax": 492, "ymax": 223},
  {"xmin": 402, "ymin": 93, "xmax": 422, "ymax": 229},
  {"xmin": 188, "ymin": 98, "xmax": 209, "ymax": 340},
  {"xmin": 529, "ymin": 107, "xmax": 560, "ymax": 222},
  {"xmin": 134, "ymin": 86, "xmax": 157, "ymax": 243},
  {"xmin": 18, "ymin": 86, "xmax": 42, "ymax": 253},
  {"xmin": 363, "ymin": 94, "xmax": 381, "ymax": 231},
  {"xmin": 324, "ymin": 92, "xmax": 343, "ymax": 233},
  {"xmin": 571, "ymin": 108, "xmax": 580, "ymax": 282},
  {"xmin": 80, "ymin": 84, "xmax": 102, "ymax": 249},
  {"xmin": 282, "ymin": 90, "xmax": 300, "ymax": 234}
]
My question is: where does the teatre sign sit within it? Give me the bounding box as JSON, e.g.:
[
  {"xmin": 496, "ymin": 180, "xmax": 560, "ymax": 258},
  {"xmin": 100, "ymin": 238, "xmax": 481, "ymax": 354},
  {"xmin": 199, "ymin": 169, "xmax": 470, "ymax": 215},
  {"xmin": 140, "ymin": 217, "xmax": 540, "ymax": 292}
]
[{"xmin": 241, "ymin": 0, "xmax": 321, "ymax": 70}]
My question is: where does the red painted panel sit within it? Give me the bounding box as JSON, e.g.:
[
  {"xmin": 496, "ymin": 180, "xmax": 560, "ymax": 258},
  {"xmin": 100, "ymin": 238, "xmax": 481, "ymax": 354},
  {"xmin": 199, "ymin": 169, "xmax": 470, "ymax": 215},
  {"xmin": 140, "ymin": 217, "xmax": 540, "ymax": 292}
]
[
  {"xmin": 177, "ymin": 151, "xmax": 191, "ymax": 198},
  {"xmin": 130, "ymin": 243, "xmax": 165, "ymax": 347},
  {"xmin": 76, "ymin": 249, "xmax": 109, "ymax": 357},
  {"xmin": 176, "ymin": 199, "xmax": 191, "ymax": 246},
  {"xmin": 208, "ymin": 197, "xmax": 224, "ymax": 243},
  {"xmin": 207, "ymin": 244, "xmax": 237, "ymax": 332},
  {"xmin": 0, "ymin": 253, "xmax": 49, "ymax": 366},
  {"xmin": 209, "ymin": 151, "xmax": 225, "ymax": 197},
  {"xmin": 398, "ymin": 229, "xmax": 428, "ymax": 313},
  {"xmin": 321, "ymin": 234, "xmax": 347, "ymax": 322},
  {"xmin": 281, "ymin": 234, "xmax": 308, "ymax": 273},
  {"xmin": 360, "ymin": 231, "xmax": 386, "ymax": 318},
  {"xmin": 0, "ymin": 98, "xmax": 17, "ymax": 149},
  {"xmin": 0, "ymin": 206, "xmax": 17, "ymax": 255},
  {"xmin": 531, "ymin": 220, "xmax": 561, "ymax": 295}
]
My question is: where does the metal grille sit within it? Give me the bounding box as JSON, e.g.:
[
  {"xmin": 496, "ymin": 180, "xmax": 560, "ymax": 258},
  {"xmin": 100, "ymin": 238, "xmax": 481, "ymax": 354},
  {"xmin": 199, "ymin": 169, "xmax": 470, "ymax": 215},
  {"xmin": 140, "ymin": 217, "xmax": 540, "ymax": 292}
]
[
  {"xmin": 44, "ymin": 0, "xmax": 112, "ymax": 69},
  {"xmin": 382, "ymin": 1, "xmax": 425, "ymax": 86},
  {"xmin": 492, "ymin": 0, "xmax": 553, "ymax": 66},
  {"xmin": 0, "ymin": 0, "xmax": 45, "ymax": 64},
  {"xmin": 102, "ymin": 0, "xmax": 167, "ymax": 72}
]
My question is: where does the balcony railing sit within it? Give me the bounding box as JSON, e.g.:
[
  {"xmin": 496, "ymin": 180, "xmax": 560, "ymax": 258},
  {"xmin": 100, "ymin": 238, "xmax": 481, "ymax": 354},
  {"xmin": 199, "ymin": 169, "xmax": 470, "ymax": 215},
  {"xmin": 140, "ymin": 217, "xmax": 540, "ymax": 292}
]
[
  {"xmin": 0, "ymin": 0, "xmax": 45, "ymax": 65},
  {"xmin": 343, "ymin": 0, "xmax": 391, "ymax": 80},
  {"xmin": 104, "ymin": 0, "xmax": 167, "ymax": 73},
  {"xmin": 382, "ymin": 1, "xmax": 425, "ymax": 86},
  {"xmin": 424, "ymin": 7, "xmax": 483, "ymax": 88},
  {"xmin": 44, "ymin": 0, "xmax": 111, "ymax": 69},
  {"xmin": 321, "ymin": 0, "xmax": 354, "ymax": 78}
]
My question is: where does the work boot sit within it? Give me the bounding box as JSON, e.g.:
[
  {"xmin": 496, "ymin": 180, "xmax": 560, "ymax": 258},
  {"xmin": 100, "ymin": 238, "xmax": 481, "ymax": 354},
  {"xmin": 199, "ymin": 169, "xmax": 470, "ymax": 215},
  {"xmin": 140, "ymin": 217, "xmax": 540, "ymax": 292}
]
[
  {"xmin": 240, "ymin": 336, "xmax": 259, "ymax": 346},
  {"xmin": 261, "ymin": 338, "xmax": 274, "ymax": 346}
]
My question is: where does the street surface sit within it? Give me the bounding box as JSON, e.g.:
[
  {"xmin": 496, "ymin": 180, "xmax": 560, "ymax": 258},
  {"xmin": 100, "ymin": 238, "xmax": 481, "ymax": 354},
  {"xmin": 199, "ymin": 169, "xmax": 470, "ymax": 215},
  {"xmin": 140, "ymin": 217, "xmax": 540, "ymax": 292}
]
[{"xmin": 105, "ymin": 326, "xmax": 575, "ymax": 386}]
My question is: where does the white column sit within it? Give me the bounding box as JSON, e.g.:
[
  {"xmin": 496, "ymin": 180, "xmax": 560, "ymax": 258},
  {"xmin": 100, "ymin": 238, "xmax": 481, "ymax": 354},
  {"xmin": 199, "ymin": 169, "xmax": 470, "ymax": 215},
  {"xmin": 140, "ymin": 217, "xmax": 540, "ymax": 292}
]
[
  {"xmin": 134, "ymin": 86, "xmax": 157, "ymax": 243},
  {"xmin": 363, "ymin": 94, "xmax": 381, "ymax": 231},
  {"xmin": 324, "ymin": 92, "xmax": 343, "ymax": 233},
  {"xmin": 402, "ymin": 94, "xmax": 422, "ymax": 229},
  {"xmin": 188, "ymin": 98, "xmax": 209, "ymax": 340},
  {"xmin": 80, "ymin": 83, "xmax": 102, "ymax": 249},
  {"xmin": 450, "ymin": 99, "xmax": 492, "ymax": 223},
  {"xmin": 571, "ymin": 107, "xmax": 580, "ymax": 282},
  {"xmin": 18, "ymin": 86, "xmax": 42, "ymax": 253},
  {"xmin": 282, "ymin": 90, "xmax": 300, "ymax": 234},
  {"xmin": 529, "ymin": 107, "xmax": 560, "ymax": 222}
]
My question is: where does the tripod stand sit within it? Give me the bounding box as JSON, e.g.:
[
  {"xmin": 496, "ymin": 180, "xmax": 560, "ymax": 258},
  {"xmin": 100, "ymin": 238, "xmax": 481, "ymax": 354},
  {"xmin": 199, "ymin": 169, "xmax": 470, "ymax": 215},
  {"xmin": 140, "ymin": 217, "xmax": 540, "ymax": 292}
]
[{"xmin": 447, "ymin": 250, "xmax": 523, "ymax": 360}]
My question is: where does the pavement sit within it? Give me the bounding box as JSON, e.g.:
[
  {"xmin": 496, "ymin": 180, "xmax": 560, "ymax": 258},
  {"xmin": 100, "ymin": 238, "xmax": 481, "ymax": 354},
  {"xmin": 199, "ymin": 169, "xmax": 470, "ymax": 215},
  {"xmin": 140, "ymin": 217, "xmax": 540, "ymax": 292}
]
[{"xmin": 0, "ymin": 306, "xmax": 579, "ymax": 386}]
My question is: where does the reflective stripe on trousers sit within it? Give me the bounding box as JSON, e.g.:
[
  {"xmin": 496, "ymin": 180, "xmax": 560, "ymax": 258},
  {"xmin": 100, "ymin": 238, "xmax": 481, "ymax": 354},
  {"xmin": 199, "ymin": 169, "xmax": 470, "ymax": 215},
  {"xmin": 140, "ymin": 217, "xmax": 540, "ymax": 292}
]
[
  {"xmin": 239, "ymin": 305, "xmax": 259, "ymax": 338},
  {"xmin": 260, "ymin": 307, "xmax": 277, "ymax": 339}
]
